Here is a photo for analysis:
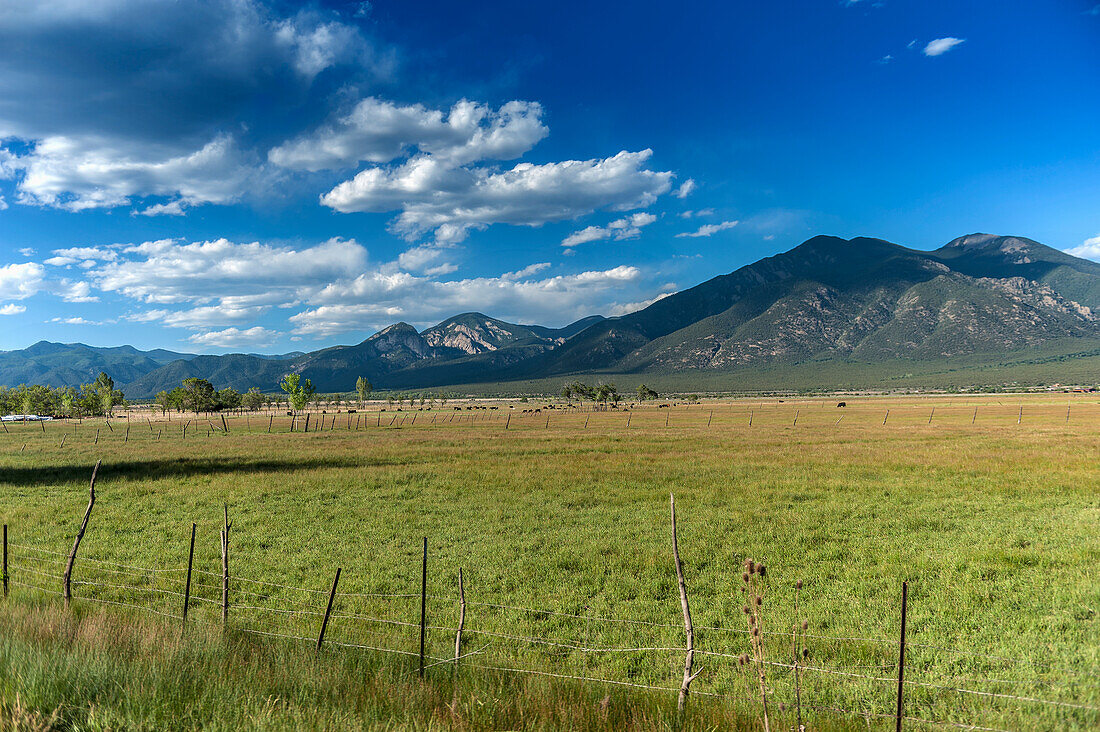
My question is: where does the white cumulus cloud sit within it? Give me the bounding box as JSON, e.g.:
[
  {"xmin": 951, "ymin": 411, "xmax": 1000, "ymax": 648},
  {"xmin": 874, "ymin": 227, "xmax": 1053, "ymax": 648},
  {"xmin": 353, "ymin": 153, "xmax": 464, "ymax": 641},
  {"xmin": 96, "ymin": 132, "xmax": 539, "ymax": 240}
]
[
  {"xmin": 0, "ymin": 303, "xmax": 26, "ymax": 315},
  {"xmin": 290, "ymin": 265, "xmax": 644, "ymax": 337},
  {"xmin": 673, "ymin": 178, "xmax": 696, "ymax": 198},
  {"xmin": 675, "ymin": 220, "xmax": 739, "ymax": 238},
  {"xmin": 323, "ymin": 149, "xmax": 672, "ymax": 244},
  {"xmin": 1065, "ymin": 235, "xmax": 1100, "ymax": 262},
  {"xmin": 9, "ymin": 134, "xmax": 258, "ymax": 211},
  {"xmin": 923, "ymin": 38, "xmax": 965, "ymax": 57},
  {"xmin": 0, "ymin": 262, "xmax": 46, "ymax": 300},
  {"xmin": 270, "ymin": 98, "xmax": 547, "ymax": 171},
  {"xmin": 188, "ymin": 326, "xmax": 278, "ymax": 348},
  {"xmin": 562, "ymin": 212, "xmax": 657, "ymax": 247}
]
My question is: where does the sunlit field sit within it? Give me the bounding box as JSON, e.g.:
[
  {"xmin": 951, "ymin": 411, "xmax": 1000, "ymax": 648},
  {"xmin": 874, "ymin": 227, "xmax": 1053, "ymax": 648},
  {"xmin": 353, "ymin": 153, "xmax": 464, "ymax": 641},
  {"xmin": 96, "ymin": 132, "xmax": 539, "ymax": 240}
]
[{"xmin": 1, "ymin": 393, "xmax": 1098, "ymax": 730}]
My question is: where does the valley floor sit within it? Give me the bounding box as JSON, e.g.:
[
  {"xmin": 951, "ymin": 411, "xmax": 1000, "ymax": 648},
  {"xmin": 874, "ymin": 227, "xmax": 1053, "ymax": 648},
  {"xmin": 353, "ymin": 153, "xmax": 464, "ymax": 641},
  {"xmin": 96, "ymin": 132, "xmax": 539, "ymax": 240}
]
[{"xmin": 1, "ymin": 394, "xmax": 1098, "ymax": 730}]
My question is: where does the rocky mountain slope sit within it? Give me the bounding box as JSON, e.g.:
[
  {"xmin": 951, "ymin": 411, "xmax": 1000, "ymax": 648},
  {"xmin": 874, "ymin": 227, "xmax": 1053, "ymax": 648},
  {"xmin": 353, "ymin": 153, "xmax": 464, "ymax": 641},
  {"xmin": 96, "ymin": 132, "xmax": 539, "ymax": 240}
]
[{"xmin": 5, "ymin": 234, "xmax": 1098, "ymax": 396}]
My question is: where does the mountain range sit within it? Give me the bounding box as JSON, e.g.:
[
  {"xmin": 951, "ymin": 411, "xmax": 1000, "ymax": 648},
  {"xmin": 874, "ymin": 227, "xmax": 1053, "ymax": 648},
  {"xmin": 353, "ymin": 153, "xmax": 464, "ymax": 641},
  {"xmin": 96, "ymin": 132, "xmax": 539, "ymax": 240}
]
[{"xmin": 4, "ymin": 233, "xmax": 1100, "ymax": 396}]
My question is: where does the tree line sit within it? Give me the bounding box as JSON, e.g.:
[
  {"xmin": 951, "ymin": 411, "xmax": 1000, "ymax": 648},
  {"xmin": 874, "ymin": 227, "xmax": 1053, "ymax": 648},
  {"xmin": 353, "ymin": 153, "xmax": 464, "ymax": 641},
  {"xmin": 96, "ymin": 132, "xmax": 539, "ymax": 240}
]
[
  {"xmin": 0, "ymin": 373, "xmax": 123, "ymax": 418},
  {"xmin": 560, "ymin": 381, "xmax": 660, "ymax": 405}
]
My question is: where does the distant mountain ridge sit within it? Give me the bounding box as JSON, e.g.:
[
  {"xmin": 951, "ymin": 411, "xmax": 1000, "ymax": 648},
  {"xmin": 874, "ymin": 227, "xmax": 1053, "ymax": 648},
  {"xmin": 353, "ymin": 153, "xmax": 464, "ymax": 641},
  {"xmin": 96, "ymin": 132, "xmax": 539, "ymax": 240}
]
[{"xmin": 4, "ymin": 233, "xmax": 1100, "ymax": 396}]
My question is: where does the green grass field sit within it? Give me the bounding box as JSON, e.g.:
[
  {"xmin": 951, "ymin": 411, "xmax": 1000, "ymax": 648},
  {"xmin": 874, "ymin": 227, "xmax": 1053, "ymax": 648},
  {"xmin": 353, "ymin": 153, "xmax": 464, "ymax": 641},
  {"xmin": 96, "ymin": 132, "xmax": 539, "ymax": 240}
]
[{"xmin": 1, "ymin": 395, "xmax": 1098, "ymax": 730}]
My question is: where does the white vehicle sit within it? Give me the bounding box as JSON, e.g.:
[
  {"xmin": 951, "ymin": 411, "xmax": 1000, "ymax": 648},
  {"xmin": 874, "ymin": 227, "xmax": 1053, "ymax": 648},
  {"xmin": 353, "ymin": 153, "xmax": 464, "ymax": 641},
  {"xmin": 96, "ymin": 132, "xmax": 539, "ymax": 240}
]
[{"xmin": 0, "ymin": 414, "xmax": 54, "ymax": 422}]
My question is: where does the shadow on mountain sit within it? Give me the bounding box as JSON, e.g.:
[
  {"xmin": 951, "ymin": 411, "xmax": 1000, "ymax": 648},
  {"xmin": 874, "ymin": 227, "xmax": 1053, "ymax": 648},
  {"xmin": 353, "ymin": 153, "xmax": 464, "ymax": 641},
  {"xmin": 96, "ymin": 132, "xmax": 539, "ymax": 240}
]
[{"xmin": 0, "ymin": 455, "xmax": 390, "ymax": 487}]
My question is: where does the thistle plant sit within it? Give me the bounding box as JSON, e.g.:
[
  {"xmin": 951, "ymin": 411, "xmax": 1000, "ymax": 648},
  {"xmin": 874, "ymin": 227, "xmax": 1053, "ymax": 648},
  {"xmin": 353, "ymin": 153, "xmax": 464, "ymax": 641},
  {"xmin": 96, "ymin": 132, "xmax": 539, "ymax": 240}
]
[
  {"xmin": 791, "ymin": 578, "xmax": 808, "ymax": 732},
  {"xmin": 741, "ymin": 558, "xmax": 771, "ymax": 732}
]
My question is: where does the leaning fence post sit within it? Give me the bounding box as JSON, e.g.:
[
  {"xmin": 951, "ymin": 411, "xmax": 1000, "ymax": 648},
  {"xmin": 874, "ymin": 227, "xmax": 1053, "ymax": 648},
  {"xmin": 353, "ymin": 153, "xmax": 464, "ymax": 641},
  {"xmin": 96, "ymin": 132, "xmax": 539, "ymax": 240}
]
[
  {"xmin": 419, "ymin": 537, "xmax": 428, "ymax": 678},
  {"xmin": 221, "ymin": 504, "xmax": 231, "ymax": 626},
  {"xmin": 2, "ymin": 523, "xmax": 7, "ymax": 599},
  {"xmin": 454, "ymin": 567, "xmax": 466, "ymax": 664},
  {"xmin": 895, "ymin": 580, "xmax": 909, "ymax": 732},
  {"xmin": 317, "ymin": 568, "xmax": 341, "ymax": 650},
  {"xmin": 63, "ymin": 460, "xmax": 101, "ymax": 609},
  {"xmin": 182, "ymin": 522, "xmax": 196, "ymax": 631},
  {"xmin": 671, "ymin": 493, "xmax": 702, "ymax": 712}
]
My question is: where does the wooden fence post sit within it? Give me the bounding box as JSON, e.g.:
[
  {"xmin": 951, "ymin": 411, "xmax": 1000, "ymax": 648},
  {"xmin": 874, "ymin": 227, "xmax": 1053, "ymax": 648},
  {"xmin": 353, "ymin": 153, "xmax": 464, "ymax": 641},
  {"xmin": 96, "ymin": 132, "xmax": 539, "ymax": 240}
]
[
  {"xmin": 419, "ymin": 537, "xmax": 428, "ymax": 678},
  {"xmin": 454, "ymin": 567, "xmax": 466, "ymax": 664},
  {"xmin": 749, "ymin": 409, "xmax": 753, "ymax": 426},
  {"xmin": 63, "ymin": 460, "xmax": 101, "ymax": 608},
  {"xmin": 883, "ymin": 409, "xmax": 890, "ymax": 426},
  {"xmin": 221, "ymin": 504, "xmax": 231, "ymax": 626},
  {"xmin": 182, "ymin": 523, "xmax": 196, "ymax": 631},
  {"xmin": 670, "ymin": 493, "xmax": 702, "ymax": 712},
  {"xmin": 317, "ymin": 568, "xmax": 341, "ymax": 650},
  {"xmin": 2, "ymin": 523, "xmax": 7, "ymax": 599},
  {"xmin": 793, "ymin": 409, "xmax": 799, "ymax": 426},
  {"xmin": 928, "ymin": 407, "xmax": 935, "ymax": 425},
  {"xmin": 1017, "ymin": 406, "xmax": 1023, "ymax": 425},
  {"xmin": 505, "ymin": 413, "xmax": 511, "ymax": 429},
  {"xmin": 895, "ymin": 580, "xmax": 909, "ymax": 732},
  {"xmin": 707, "ymin": 410, "xmax": 712, "ymax": 428}
]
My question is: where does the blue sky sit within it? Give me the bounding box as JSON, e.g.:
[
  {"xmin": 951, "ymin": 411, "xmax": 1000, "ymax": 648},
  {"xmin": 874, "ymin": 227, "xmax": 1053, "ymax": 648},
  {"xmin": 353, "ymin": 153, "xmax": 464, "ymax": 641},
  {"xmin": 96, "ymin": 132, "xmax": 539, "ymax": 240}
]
[{"xmin": 0, "ymin": 0, "xmax": 1098, "ymax": 353}]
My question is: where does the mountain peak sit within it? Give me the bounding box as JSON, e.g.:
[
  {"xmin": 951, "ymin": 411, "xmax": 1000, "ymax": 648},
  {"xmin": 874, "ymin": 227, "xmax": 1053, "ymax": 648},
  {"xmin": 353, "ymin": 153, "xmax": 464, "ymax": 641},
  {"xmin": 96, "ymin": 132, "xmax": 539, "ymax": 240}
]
[
  {"xmin": 370, "ymin": 322, "xmax": 419, "ymax": 339},
  {"xmin": 941, "ymin": 233, "xmax": 1044, "ymax": 256}
]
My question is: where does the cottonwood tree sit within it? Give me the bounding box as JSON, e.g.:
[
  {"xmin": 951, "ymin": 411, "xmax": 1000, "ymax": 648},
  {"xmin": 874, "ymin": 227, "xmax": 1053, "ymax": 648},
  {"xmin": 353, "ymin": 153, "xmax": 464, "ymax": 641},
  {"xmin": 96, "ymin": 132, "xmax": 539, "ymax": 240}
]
[
  {"xmin": 217, "ymin": 387, "xmax": 241, "ymax": 411},
  {"xmin": 242, "ymin": 387, "xmax": 265, "ymax": 412},
  {"xmin": 280, "ymin": 373, "xmax": 315, "ymax": 413},
  {"xmin": 356, "ymin": 376, "xmax": 373, "ymax": 405},
  {"xmin": 182, "ymin": 377, "xmax": 217, "ymax": 413},
  {"xmin": 595, "ymin": 383, "xmax": 620, "ymax": 407},
  {"xmin": 94, "ymin": 372, "xmax": 115, "ymax": 416},
  {"xmin": 636, "ymin": 384, "xmax": 659, "ymax": 400}
]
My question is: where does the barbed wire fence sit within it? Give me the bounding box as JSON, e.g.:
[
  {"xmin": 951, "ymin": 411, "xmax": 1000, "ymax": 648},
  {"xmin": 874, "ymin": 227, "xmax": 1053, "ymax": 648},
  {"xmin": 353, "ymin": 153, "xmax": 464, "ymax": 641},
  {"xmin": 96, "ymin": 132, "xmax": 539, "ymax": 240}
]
[
  {"xmin": 3, "ymin": 398, "xmax": 1100, "ymax": 442},
  {"xmin": 3, "ymin": 487, "xmax": 1098, "ymax": 731}
]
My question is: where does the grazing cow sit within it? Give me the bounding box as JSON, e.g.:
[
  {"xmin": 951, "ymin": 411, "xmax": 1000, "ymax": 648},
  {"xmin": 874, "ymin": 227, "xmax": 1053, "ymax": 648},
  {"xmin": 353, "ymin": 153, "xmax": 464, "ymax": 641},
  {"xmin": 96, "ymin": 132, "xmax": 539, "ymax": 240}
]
[{"xmin": 837, "ymin": 402, "xmax": 846, "ymax": 408}]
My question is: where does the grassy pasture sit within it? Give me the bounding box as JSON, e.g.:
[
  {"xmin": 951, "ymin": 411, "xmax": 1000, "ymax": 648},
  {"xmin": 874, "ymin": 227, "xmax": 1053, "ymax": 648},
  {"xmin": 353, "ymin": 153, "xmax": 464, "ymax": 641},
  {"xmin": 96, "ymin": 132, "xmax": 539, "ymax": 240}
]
[{"xmin": 1, "ymin": 393, "xmax": 1098, "ymax": 730}]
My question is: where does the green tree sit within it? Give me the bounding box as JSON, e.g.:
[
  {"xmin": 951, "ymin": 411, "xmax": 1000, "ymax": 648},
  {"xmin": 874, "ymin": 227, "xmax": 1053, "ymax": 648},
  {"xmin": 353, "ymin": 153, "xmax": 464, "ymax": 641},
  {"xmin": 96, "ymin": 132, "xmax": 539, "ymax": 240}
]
[
  {"xmin": 216, "ymin": 387, "xmax": 241, "ymax": 411},
  {"xmin": 155, "ymin": 390, "xmax": 171, "ymax": 415},
  {"xmin": 182, "ymin": 378, "xmax": 217, "ymax": 413},
  {"xmin": 280, "ymin": 373, "xmax": 315, "ymax": 413},
  {"xmin": 242, "ymin": 387, "xmax": 265, "ymax": 412},
  {"xmin": 635, "ymin": 384, "xmax": 659, "ymax": 401},
  {"xmin": 355, "ymin": 376, "xmax": 373, "ymax": 405},
  {"xmin": 60, "ymin": 386, "xmax": 79, "ymax": 417},
  {"xmin": 594, "ymin": 383, "xmax": 619, "ymax": 406},
  {"xmin": 168, "ymin": 387, "xmax": 186, "ymax": 413},
  {"xmin": 569, "ymin": 381, "xmax": 594, "ymax": 400},
  {"xmin": 94, "ymin": 372, "xmax": 115, "ymax": 416}
]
